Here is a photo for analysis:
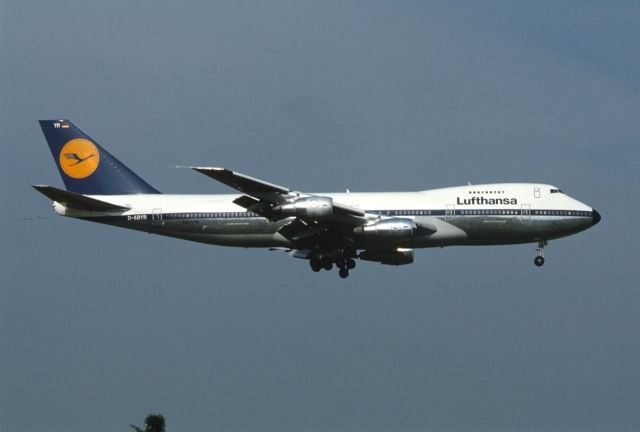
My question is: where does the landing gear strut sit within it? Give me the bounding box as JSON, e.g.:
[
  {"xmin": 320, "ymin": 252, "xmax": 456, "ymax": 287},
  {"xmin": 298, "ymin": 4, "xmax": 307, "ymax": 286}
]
[
  {"xmin": 309, "ymin": 250, "xmax": 357, "ymax": 278},
  {"xmin": 534, "ymin": 240, "xmax": 547, "ymax": 267},
  {"xmin": 336, "ymin": 257, "xmax": 356, "ymax": 279}
]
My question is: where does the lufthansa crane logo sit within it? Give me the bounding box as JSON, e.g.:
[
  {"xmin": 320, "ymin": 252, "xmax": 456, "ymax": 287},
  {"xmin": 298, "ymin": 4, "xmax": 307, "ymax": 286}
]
[{"xmin": 59, "ymin": 139, "xmax": 100, "ymax": 179}]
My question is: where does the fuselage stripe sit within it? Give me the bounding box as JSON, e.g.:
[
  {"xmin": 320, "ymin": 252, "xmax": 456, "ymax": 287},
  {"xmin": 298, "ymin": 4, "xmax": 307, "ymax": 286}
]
[{"xmin": 129, "ymin": 209, "xmax": 594, "ymax": 220}]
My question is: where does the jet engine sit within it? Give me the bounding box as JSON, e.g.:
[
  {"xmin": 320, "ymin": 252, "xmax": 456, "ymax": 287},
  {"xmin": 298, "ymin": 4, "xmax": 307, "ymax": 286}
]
[
  {"xmin": 353, "ymin": 218, "xmax": 416, "ymax": 240},
  {"xmin": 359, "ymin": 248, "xmax": 414, "ymax": 265},
  {"xmin": 273, "ymin": 196, "xmax": 333, "ymax": 219}
]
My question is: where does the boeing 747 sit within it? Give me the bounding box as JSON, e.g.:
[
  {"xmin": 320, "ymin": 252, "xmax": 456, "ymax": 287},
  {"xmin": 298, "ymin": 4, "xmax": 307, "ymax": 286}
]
[{"xmin": 34, "ymin": 120, "xmax": 601, "ymax": 278}]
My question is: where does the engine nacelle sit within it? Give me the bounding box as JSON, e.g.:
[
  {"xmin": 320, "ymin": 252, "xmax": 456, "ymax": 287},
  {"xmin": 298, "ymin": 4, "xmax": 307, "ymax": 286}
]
[
  {"xmin": 353, "ymin": 218, "xmax": 416, "ymax": 240},
  {"xmin": 359, "ymin": 248, "xmax": 414, "ymax": 265},
  {"xmin": 275, "ymin": 196, "xmax": 334, "ymax": 219}
]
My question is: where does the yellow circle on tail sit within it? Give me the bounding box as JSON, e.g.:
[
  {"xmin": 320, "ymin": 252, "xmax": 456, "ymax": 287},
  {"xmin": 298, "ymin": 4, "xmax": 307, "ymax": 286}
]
[{"xmin": 59, "ymin": 139, "xmax": 100, "ymax": 179}]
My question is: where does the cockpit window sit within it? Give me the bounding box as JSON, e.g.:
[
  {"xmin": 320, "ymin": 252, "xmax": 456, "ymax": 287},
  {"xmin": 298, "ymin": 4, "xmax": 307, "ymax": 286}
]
[{"xmin": 550, "ymin": 188, "xmax": 563, "ymax": 194}]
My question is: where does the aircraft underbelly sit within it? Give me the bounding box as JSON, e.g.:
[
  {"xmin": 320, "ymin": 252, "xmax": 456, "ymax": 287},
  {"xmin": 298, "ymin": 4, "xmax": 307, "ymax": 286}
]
[
  {"xmin": 156, "ymin": 218, "xmax": 289, "ymax": 247},
  {"xmin": 82, "ymin": 211, "xmax": 593, "ymax": 249},
  {"xmin": 450, "ymin": 216, "xmax": 592, "ymax": 245}
]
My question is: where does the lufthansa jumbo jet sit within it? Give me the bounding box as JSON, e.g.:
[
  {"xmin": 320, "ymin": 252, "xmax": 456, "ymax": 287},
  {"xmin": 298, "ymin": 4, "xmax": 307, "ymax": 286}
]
[{"xmin": 34, "ymin": 120, "xmax": 601, "ymax": 278}]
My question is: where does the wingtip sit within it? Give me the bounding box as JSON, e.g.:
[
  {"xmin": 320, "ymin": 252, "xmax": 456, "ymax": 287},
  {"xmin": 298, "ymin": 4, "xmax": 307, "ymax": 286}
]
[
  {"xmin": 195, "ymin": 166, "xmax": 226, "ymax": 171},
  {"xmin": 173, "ymin": 166, "xmax": 230, "ymax": 175},
  {"xmin": 172, "ymin": 165, "xmax": 226, "ymax": 169},
  {"xmin": 192, "ymin": 166, "xmax": 228, "ymax": 173}
]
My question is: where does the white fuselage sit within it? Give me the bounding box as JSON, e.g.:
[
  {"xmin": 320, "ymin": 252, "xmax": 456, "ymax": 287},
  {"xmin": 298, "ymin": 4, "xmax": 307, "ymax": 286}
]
[{"xmin": 55, "ymin": 183, "xmax": 597, "ymax": 250}]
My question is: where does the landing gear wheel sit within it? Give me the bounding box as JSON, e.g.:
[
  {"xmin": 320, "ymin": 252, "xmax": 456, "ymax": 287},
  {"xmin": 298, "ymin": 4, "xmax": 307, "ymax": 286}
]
[
  {"xmin": 339, "ymin": 268, "xmax": 349, "ymax": 279},
  {"xmin": 534, "ymin": 240, "xmax": 547, "ymax": 267},
  {"xmin": 310, "ymin": 259, "xmax": 322, "ymax": 272},
  {"xmin": 323, "ymin": 261, "xmax": 333, "ymax": 271},
  {"xmin": 336, "ymin": 259, "xmax": 346, "ymax": 269},
  {"xmin": 346, "ymin": 258, "xmax": 356, "ymax": 270}
]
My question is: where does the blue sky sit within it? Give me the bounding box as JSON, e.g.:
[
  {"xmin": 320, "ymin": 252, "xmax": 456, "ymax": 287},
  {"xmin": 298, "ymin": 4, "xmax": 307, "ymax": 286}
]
[{"xmin": 1, "ymin": 1, "xmax": 639, "ymax": 431}]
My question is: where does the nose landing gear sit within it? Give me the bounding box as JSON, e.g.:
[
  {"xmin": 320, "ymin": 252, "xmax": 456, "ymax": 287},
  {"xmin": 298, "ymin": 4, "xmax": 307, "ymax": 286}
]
[{"xmin": 534, "ymin": 240, "xmax": 547, "ymax": 267}]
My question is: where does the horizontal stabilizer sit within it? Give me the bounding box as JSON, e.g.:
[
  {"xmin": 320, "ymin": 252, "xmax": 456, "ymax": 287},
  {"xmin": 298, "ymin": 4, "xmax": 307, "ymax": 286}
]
[{"xmin": 32, "ymin": 185, "xmax": 130, "ymax": 211}]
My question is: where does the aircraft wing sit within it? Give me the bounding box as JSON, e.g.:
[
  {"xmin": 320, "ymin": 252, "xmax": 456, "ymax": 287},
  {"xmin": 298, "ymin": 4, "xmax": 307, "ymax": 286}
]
[
  {"xmin": 188, "ymin": 166, "xmax": 368, "ymax": 245},
  {"xmin": 190, "ymin": 166, "xmax": 364, "ymax": 216},
  {"xmin": 191, "ymin": 167, "xmax": 291, "ymax": 203}
]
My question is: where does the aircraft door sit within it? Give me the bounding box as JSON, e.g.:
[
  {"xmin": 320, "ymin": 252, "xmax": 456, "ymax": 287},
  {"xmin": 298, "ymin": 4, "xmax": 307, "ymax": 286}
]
[
  {"xmin": 445, "ymin": 204, "xmax": 455, "ymax": 222},
  {"xmin": 521, "ymin": 204, "xmax": 530, "ymax": 221},
  {"xmin": 152, "ymin": 208, "xmax": 163, "ymax": 225}
]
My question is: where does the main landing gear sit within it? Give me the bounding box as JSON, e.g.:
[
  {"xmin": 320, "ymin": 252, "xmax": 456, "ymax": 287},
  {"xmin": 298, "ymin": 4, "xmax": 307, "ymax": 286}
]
[
  {"xmin": 337, "ymin": 258, "xmax": 356, "ymax": 279},
  {"xmin": 534, "ymin": 240, "xmax": 547, "ymax": 267},
  {"xmin": 309, "ymin": 251, "xmax": 356, "ymax": 278}
]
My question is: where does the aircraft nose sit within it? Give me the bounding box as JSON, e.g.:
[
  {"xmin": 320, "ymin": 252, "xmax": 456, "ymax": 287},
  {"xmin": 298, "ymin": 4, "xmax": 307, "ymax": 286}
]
[{"xmin": 592, "ymin": 209, "xmax": 601, "ymax": 225}]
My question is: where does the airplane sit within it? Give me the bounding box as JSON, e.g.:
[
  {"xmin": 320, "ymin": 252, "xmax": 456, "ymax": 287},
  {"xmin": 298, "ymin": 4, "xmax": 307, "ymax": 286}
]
[{"xmin": 33, "ymin": 119, "xmax": 601, "ymax": 278}]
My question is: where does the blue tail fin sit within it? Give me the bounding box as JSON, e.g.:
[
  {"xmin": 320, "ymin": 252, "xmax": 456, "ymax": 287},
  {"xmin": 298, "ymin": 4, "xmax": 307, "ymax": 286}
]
[{"xmin": 39, "ymin": 119, "xmax": 160, "ymax": 195}]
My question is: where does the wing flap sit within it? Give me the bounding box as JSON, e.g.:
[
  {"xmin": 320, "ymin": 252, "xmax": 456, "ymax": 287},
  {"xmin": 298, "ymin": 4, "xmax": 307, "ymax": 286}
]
[
  {"xmin": 232, "ymin": 194, "xmax": 261, "ymax": 208},
  {"xmin": 333, "ymin": 201, "xmax": 365, "ymax": 218}
]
